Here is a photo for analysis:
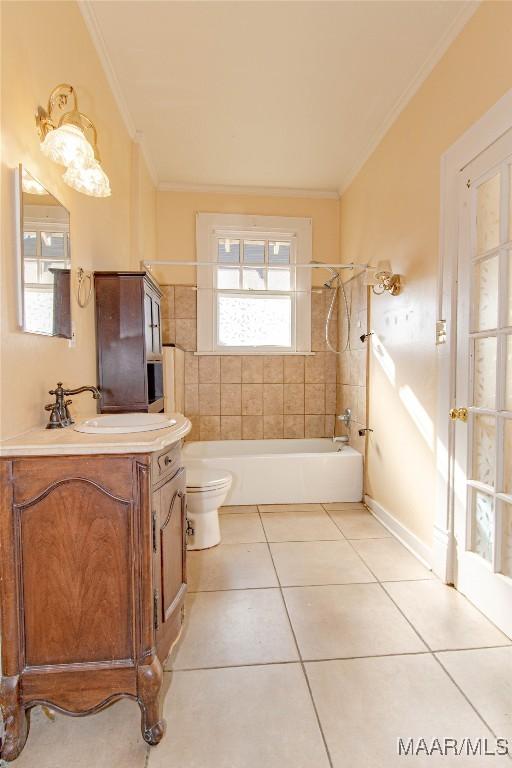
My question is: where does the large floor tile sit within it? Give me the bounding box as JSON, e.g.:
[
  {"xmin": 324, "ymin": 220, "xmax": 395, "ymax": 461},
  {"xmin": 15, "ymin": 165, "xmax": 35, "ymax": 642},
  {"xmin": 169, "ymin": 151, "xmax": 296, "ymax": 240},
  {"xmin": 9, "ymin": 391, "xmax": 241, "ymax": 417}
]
[
  {"xmin": 220, "ymin": 504, "xmax": 258, "ymax": 514},
  {"xmin": 306, "ymin": 655, "xmax": 508, "ymax": 767},
  {"xmin": 270, "ymin": 540, "xmax": 375, "ymax": 586},
  {"xmin": 437, "ymin": 647, "xmax": 512, "ymax": 739},
  {"xmin": 327, "ymin": 507, "xmax": 391, "ymax": 539},
  {"xmin": 351, "ymin": 538, "xmax": 434, "ymax": 581},
  {"xmin": 261, "ymin": 510, "xmax": 343, "ymax": 542},
  {"xmin": 219, "ymin": 512, "xmax": 266, "ymax": 544},
  {"xmin": 283, "ymin": 583, "xmax": 426, "ymax": 660},
  {"xmin": 384, "ymin": 580, "xmax": 511, "ymax": 651},
  {"xmin": 258, "ymin": 503, "xmax": 324, "ymax": 513},
  {"xmin": 187, "ymin": 542, "xmax": 278, "ymax": 591},
  {"xmin": 12, "ymin": 699, "xmax": 147, "ymax": 768},
  {"xmin": 169, "ymin": 589, "xmax": 298, "ymax": 669},
  {"xmin": 149, "ymin": 665, "xmax": 330, "ymax": 768}
]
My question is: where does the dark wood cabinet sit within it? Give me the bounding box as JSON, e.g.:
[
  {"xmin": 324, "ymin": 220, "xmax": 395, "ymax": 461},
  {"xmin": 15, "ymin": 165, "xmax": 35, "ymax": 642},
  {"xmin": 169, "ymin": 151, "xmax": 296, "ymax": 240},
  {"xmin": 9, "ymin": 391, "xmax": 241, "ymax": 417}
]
[
  {"xmin": 95, "ymin": 272, "xmax": 164, "ymax": 413},
  {"xmin": 0, "ymin": 442, "xmax": 187, "ymax": 761}
]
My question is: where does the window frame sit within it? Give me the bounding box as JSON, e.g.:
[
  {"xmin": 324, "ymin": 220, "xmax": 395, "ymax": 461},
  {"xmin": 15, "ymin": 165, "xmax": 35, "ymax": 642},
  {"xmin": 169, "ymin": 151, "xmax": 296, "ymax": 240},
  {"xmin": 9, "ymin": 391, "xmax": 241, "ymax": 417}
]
[{"xmin": 196, "ymin": 213, "xmax": 312, "ymax": 354}]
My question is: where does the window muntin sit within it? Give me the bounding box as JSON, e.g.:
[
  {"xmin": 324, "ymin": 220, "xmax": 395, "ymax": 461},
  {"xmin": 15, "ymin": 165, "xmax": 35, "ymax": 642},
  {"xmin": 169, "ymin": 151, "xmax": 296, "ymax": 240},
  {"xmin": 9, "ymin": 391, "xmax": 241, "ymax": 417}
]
[{"xmin": 214, "ymin": 235, "xmax": 295, "ymax": 351}]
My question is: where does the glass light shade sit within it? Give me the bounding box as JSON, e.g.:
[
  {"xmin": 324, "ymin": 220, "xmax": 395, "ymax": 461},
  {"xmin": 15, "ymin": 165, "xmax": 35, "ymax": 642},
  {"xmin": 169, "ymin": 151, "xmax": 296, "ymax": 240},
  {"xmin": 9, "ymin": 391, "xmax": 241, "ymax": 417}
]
[
  {"xmin": 40, "ymin": 124, "xmax": 95, "ymax": 168},
  {"xmin": 376, "ymin": 259, "xmax": 392, "ymax": 275},
  {"xmin": 364, "ymin": 267, "xmax": 378, "ymax": 286},
  {"xmin": 63, "ymin": 159, "xmax": 111, "ymax": 198}
]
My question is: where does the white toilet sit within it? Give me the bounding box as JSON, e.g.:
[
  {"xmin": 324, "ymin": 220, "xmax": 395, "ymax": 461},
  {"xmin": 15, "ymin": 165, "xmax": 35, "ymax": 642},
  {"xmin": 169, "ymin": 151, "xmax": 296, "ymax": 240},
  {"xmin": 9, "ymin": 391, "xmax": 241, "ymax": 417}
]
[{"xmin": 185, "ymin": 468, "xmax": 232, "ymax": 550}]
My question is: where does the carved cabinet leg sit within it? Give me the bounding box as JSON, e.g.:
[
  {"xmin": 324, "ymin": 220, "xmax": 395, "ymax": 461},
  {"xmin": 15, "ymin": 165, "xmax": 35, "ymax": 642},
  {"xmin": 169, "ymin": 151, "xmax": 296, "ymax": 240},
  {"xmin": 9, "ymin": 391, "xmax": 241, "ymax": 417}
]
[
  {"xmin": 0, "ymin": 676, "xmax": 29, "ymax": 762},
  {"xmin": 137, "ymin": 656, "xmax": 166, "ymax": 746}
]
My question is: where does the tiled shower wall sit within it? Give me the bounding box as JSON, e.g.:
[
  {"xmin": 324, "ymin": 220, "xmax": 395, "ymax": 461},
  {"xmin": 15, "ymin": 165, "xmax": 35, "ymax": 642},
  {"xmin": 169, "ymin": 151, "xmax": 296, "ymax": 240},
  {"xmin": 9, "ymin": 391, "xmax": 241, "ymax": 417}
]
[
  {"xmin": 161, "ymin": 284, "xmax": 338, "ymax": 441},
  {"xmin": 335, "ymin": 272, "xmax": 369, "ymax": 454}
]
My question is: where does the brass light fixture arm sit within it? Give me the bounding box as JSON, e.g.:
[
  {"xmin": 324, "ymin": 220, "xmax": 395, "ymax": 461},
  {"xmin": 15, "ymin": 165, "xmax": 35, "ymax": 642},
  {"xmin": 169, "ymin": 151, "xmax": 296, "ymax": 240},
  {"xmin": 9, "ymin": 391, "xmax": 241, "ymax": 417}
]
[{"xmin": 36, "ymin": 83, "xmax": 79, "ymax": 140}]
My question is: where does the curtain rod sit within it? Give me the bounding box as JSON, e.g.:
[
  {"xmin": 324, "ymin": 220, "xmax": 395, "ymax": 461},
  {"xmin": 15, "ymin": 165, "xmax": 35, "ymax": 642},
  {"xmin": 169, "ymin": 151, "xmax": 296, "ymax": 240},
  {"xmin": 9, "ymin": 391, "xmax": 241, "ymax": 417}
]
[{"xmin": 141, "ymin": 260, "xmax": 368, "ymax": 270}]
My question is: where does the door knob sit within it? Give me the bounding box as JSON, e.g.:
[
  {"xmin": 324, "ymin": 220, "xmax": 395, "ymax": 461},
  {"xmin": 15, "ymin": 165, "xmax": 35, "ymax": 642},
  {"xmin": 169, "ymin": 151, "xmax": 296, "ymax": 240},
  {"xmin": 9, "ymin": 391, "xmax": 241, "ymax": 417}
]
[{"xmin": 449, "ymin": 407, "xmax": 468, "ymax": 422}]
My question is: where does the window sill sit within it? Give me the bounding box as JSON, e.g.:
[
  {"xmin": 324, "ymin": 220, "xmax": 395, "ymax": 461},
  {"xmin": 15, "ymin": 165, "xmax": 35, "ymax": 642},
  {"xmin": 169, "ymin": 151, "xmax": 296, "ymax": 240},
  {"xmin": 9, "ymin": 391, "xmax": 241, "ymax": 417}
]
[{"xmin": 194, "ymin": 350, "xmax": 317, "ymax": 356}]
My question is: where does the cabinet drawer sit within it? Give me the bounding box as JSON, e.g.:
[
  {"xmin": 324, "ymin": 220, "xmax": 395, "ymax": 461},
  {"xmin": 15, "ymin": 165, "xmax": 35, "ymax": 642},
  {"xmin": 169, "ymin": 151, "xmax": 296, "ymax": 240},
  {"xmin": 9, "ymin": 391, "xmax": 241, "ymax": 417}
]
[{"xmin": 152, "ymin": 443, "xmax": 181, "ymax": 486}]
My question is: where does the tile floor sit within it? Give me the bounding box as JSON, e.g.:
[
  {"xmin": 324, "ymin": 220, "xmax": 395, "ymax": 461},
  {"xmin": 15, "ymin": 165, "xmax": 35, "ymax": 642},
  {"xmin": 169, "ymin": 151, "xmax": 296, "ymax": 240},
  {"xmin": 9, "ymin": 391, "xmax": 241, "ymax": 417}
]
[{"xmin": 8, "ymin": 503, "xmax": 512, "ymax": 767}]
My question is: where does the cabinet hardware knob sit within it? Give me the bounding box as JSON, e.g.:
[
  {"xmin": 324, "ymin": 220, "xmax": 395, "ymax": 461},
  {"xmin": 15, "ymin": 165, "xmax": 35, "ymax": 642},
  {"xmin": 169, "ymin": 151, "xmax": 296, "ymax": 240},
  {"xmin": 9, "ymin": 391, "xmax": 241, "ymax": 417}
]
[{"xmin": 164, "ymin": 456, "xmax": 173, "ymax": 466}]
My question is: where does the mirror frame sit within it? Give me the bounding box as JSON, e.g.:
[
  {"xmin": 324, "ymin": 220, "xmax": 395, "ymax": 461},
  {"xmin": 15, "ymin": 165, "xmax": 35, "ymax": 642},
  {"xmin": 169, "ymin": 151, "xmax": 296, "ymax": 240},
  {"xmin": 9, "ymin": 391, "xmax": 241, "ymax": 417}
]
[{"xmin": 14, "ymin": 163, "xmax": 72, "ymax": 337}]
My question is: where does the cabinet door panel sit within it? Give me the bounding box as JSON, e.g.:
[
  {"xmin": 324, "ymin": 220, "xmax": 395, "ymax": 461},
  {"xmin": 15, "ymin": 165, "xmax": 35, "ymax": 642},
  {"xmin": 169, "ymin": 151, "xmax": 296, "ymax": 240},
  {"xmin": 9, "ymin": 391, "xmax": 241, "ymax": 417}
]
[
  {"xmin": 158, "ymin": 468, "xmax": 186, "ymax": 624},
  {"xmin": 19, "ymin": 479, "xmax": 133, "ymax": 666},
  {"xmin": 144, "ymin": 291, "xmax": 154, "ymax": 357},
  {"xmin": 152, "ymin": 297, "xmax": 162, "ymax": 356}
]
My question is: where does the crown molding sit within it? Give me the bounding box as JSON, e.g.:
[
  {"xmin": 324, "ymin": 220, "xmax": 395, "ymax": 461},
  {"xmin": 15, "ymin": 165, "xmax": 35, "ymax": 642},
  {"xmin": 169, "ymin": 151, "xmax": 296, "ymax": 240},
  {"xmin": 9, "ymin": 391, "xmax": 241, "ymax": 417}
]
[
  {"xmin": 78, "ymin": 0, "xmax": 159, "ymax": 187},
  {"xmin": 338, "ymin": 0, "xmax": 480, "ymax": 196},
  {"xmin": 157, "ymin": 181, "xmax": 339, "ymax": 200}
]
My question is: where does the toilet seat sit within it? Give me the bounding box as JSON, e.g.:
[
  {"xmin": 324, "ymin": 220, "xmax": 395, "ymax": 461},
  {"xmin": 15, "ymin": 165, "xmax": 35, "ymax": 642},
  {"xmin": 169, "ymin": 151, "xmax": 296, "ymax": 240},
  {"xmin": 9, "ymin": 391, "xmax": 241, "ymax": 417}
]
[{"xmin": 186, "ymin": 468, "xmax": 232, "ymax": 492}]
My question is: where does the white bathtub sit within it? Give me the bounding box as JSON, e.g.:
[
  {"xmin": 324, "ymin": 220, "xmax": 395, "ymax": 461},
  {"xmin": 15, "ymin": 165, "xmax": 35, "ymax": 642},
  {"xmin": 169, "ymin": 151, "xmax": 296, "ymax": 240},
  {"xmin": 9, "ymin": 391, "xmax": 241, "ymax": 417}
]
[{"xmin": 182, "ymin": 439, "xmax": 363, "ymax": 505}]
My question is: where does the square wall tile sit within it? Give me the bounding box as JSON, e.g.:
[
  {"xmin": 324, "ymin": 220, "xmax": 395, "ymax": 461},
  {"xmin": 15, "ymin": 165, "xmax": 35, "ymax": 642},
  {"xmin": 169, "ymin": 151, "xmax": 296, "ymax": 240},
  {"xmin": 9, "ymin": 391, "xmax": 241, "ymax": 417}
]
[
  {"xmin": 199, "ymin": 383, "xmax": 220, "ymax": 415},
  {"xmin": 174, "ymin": 285, "xmax": 196, "ymax": 319},
  {"xmin": 324, "ymin": 415, "xmax": 335, "ymax": 436},
  {"xmin": 305, "ymin": 414, "xmax": 325, "ymax": 438},
  {"xmin": 242, "ymin": 415, "xmax": 263, "ymax": 439},
  {"xmin": 161, "ymin": 319, "xmax": 175, "ymax": 345},
  {"xmin": 284, "ymin": 383, "xmax": 304, "ymax": 414},
  {"xmin": 242, "ymin": 356, "xmax": 263, "ymax": 383},
  {"xmin": 263, "ymin": 356, "xmax": 283, "ymax": 383},
  {"xmin": 221, "ymin": 415, "xmax": 242, "ymax": 440},
  {"xmin": 263, "ymin": 383, "xmax": 283, "ymax": 415},
  {"xmin": 284, "ymin": 414, "xmax": 304, "ymax": 438},
  {"xmin": 184, "ymin": 384, "xmax": 199, "ymax": 417},
  {"xmin": 305, "ymin": 384, "xmax": 325, "ymax": 415},
  {"xmin": 305, "ymin": 355, "xmax": 325, "ymax": 384},
  {"xmin": 264, "ymin": 414, "xmax": 284, "ymax": 438},
  {"xmin": 175, "ymin": 319, "xmax": 196, "ymax": 351},
  {"xmin": 154, "ymin": 665, "xmax": 330, "ymax": 768},
  {"xmin": 221, "ymin": 355, "xmax": 241, "ymax": 383},
  {"xmin": 199, "ymin": 415, "xmax": 220, "ymax": 441},
  {"xmin": 284, "ymin": 356, "xmax": 304, "ymax": 383},
  {"xmin": 184, "ymin": 351, "xmax": 198, "ymax": 383},
  {"xmin": 221, "ymin": 383, "xmax": 241, "ymax": 415},
  {"xmin": 160, "ymin": 285, "xmax": 174, "ymax": 320},
  {"xmin": 199, "ymin": 355, "xmax": 220, "ymax": 383},
  {"xmin": 242, "ymin": 384, "xmax": 263, "ymax": 415},
  {"xmin": 324, "ymin": 352, "xmax": 337, "ymax": 383}
]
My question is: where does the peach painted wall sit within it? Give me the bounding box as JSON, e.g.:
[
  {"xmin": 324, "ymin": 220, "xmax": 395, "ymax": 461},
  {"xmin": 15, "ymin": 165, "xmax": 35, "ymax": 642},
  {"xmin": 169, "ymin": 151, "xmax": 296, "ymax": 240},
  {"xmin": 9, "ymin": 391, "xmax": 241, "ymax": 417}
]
[
  {"xmin": 339, "ymin": 1, "xmax": 512, "ymax": 547},
  {"xmin": 0, "ymin": 0, "xmax": 156, "ymax": 439},
  {"xmin": 154, "ymin": 190, "xmax": 339, "ymax": 285}
]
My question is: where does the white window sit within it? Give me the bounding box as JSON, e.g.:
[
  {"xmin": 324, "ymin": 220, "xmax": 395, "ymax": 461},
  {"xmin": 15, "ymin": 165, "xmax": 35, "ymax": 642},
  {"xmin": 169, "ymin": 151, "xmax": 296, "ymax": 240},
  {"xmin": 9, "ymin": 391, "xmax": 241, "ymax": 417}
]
[{"xmin": 196, "ymin": 213, "xmax": 312, "ymax": 354}]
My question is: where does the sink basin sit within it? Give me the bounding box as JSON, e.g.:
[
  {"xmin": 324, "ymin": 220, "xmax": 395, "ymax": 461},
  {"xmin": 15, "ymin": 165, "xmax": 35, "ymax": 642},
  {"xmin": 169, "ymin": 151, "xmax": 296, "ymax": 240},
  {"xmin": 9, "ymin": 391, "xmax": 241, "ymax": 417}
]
[{"xmin": 74, "ymin": 413, "xmax": 177, "ymax": 435}]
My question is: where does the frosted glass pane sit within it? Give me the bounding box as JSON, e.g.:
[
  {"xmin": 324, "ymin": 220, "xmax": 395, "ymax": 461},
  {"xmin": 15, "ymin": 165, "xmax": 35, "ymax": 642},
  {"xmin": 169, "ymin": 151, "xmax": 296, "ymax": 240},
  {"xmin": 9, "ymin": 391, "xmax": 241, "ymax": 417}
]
[
  {"xmin": 24, "ymin": 260, "xmax": 38, "ymax": 282},
  {"xmin": 504, "ymin": 420, "xmax": 512, "ymax": 495},
  {"xmin": 217, "ymin": 294, "xmax": 291, "ymax": 348},
  {"xmin": 472, "ymin": 415, "xmax": 495, "ymax": 487},
  {"xmin": 473, "ymin": 337, "xmax": 497, "ymax": 409},
  {"xmin": 472, "ymin": 256, "xmax": 499, "ymax": 331},
  {"xmin": 472, "ymin": 491, "xmax": 494, "ymax": 562},
  {"xmin": 502, "ymin": 503, "xmax": 512, "ymax": 577},
  {"xmin": 217, "ymin": 268, "xmax": 240, "ymax": 289},
  {"xmin": 507, "ymin": 336, "xmax": 512, "ymax": 411},
  {"xmin": 41, "ymin": 232, "xmax": 64, "ymax": 260},
  {"xmin": 243, "ymin": 241, "xmax": 265, "ymax": 264},
  {"xmin": 23, "ymin": 231, "xmax": 37, "ymax": 257},
  {"xmin": 268, "ymin": 268, "xmax": 291, "ymax": 290},
  {"xmin": 242, "ymin": 268, "xmax": 265, "ymax": 290},
  {"xmin": 477, "ymin": 173, "xmax": 500, "ymax": 254},
  {"xmin": 269, "ymin": 242, "xmax": 291, "ymax": 265},
  {"xmin": 24, "ymin": 287, "xmax": 53, "ymax": 335},
  {"xmin": 218, "ymin": 239, "xmax": 240, "ymax": 264}
]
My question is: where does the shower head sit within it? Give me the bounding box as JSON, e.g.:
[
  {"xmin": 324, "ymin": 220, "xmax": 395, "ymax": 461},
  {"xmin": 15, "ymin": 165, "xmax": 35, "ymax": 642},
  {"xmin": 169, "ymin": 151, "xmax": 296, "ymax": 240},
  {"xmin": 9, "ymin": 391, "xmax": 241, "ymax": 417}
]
[{"xmin": 309, "ymin": 260, "xmax": 340, "ymax": 288}]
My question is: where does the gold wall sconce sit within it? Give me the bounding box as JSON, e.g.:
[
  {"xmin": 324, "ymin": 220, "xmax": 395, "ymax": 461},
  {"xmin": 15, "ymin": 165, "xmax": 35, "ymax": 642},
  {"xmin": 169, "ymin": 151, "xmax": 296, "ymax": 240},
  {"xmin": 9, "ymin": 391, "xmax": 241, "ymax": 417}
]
[
  {"xmin": 36, "ymin": 84, "xmax": 111, "ymax": 198},
  {"xmin": 364, "ymin": 260, "xmax": 402, "ymax": 296}
]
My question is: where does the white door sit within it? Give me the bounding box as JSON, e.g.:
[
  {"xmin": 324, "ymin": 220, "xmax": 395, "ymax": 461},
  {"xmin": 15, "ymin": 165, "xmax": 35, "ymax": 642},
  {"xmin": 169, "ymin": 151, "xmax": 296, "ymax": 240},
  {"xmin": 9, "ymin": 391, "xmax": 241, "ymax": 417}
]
[{"xmin": 453, "ymin": 128, "xmax": 512, "ymax": 638}]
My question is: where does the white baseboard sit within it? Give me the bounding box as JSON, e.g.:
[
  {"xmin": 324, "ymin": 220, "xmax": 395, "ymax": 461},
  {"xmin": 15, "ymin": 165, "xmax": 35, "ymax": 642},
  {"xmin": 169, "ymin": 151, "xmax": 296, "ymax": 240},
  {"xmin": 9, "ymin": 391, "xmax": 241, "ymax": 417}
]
[{"xmin": 364, "ymin": 494, "xmax": 433, "ymax": 571}]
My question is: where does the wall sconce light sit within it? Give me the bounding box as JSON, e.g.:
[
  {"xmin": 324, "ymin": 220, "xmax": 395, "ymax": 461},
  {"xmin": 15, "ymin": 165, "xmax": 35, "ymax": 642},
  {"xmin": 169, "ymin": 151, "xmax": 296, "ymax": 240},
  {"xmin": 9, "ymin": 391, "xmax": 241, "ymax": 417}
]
[
  {"xmin": 364, "ymin": 260, "xmax": 402, "ymax": 296},
  {"xmin": 35, "ymin": 84, "xmax": 111, "ymax": 198}
]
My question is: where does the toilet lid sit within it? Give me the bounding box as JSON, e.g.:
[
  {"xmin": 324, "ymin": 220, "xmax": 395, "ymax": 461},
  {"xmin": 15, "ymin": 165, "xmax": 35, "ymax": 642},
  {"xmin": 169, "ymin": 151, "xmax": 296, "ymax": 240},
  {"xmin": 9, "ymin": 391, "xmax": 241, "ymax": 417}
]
[{"xmin": 186, "ymin": 468, "xmax": 232, "ymax": 490}]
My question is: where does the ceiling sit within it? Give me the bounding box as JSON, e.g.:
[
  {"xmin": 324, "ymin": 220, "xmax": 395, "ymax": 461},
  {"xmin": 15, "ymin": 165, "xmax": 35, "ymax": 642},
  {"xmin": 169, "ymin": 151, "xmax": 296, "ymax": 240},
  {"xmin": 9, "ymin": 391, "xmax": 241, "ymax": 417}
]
[{"xmin": 82, "ymin": 1, "xmax": 476, "ymax": 194}]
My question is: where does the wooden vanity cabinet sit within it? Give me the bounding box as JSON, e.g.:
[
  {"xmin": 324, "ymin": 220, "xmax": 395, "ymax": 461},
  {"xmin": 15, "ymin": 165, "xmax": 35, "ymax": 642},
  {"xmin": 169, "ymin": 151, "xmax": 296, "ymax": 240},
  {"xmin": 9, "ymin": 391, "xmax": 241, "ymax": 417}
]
[
  {"xmin": 94, "ymin": 271, "xmax": 164, "ymax": 413},
  {"xmin": 0, "ymin": 442, "xmax": 187, "ymax": 762}
]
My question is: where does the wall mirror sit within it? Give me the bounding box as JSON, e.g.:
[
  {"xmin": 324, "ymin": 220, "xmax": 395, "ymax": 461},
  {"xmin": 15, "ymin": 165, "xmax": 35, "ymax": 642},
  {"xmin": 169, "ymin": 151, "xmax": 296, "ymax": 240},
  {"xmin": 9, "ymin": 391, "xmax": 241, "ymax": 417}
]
[{"xmin": 15, "ymin": 164, "xmax": 71, "ymax": 338}]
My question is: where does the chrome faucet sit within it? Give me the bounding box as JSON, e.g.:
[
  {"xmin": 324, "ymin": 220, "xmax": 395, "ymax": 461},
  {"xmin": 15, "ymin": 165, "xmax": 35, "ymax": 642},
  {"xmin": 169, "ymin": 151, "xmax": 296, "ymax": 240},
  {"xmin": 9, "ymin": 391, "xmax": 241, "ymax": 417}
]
[{"xmin": 45, "ymin": 382, "xmax": 101, "ymax": 429}]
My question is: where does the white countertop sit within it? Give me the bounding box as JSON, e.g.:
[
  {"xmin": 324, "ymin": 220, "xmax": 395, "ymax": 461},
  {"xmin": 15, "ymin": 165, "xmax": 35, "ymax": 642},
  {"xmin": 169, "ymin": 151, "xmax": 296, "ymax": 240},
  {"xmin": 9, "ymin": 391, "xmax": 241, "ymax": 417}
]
[{"xmin": 0, "ymin": 414, "xmax": 192, "ymax": 457}]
